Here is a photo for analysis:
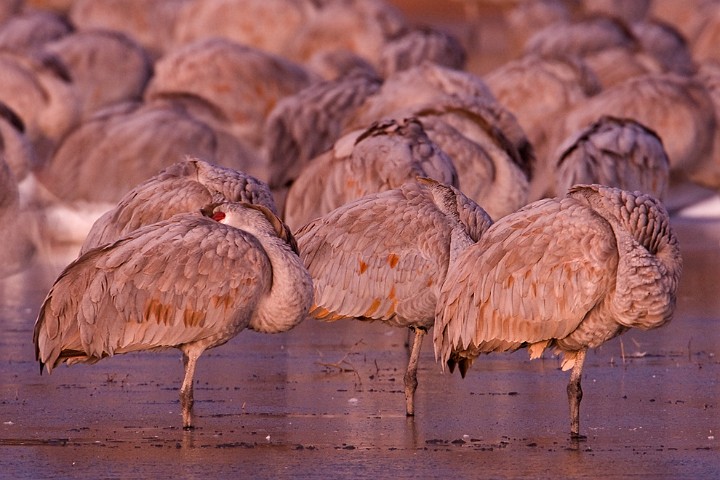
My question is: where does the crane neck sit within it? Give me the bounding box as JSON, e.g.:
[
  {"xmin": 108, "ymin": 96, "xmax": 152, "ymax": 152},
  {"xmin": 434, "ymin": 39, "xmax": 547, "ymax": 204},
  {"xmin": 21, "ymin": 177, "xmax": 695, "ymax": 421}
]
[{"xmin": 249, "ymin": 233, "xmax": 313, "ymax": 334}]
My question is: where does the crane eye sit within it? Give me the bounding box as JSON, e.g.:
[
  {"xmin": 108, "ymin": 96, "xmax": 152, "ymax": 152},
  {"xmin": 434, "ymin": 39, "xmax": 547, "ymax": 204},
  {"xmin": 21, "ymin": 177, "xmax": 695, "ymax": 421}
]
[{"xmin": 212, "ymin": 211, "xmax": 226, "ymax": 222}]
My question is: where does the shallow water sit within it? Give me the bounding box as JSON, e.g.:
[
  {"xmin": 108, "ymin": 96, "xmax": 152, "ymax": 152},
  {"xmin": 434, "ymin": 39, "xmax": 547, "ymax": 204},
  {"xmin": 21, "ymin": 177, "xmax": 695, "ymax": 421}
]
[{"xmin": 1, "ymin": 212, "xmax": 719, "ymax": 479}]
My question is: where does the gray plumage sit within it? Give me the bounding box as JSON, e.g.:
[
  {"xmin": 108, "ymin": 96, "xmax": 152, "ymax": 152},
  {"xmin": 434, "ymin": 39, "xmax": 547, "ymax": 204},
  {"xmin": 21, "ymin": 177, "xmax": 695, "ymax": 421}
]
[
  {"xmin": 556, "ymin": 72, "xmax": 716, "ymax": 180},
  {"xmin": 38, "ymin": 99, "xmax": 264, "ymax": 205},
  {"xmin": 691, "ymin": 61, "xmax": 720, "ymax": 190},
  {"xmin": 524, "ymin": 14, "xmax": 639, "ymax": 59},
  {"xmin": 0, "ymin": 10, "xmax": 72, "ymax": 53},
  {"xmin": 0, "ymin": 50, "xmax": 80, "ymax": 164},
  {"xmin": 434, "ymin": 184, "xmax": 682, "ymax": 438},
  {"xmin": 263, "ymin": 68, "xmax": 382, "ymax": 205},
  {"xmin": 69, "ymin": 0, "xmax": 193, "ymax": 60},
  {"xmin": 284, "ymin": 117, "xmax": 458, "ymax": 231},
  {"xmin": 484, "ymin": 54, "xmax": 601, "ymax": 200},
  {"xmin": 0, "ymin": 156, "xmax": 37, "ymax": 278},
  {"xmin": 80, "ymin": 158, "xmax": 277, "ymax": 254},
  {"xmin": 34, "ymin": 201, "xmax": 313, "ymax": 429},
  {"xmin": 345, "ymin": 61, "xmax": 497, "ymax": 131},
  {"xmin": 297, "ymin": 178, "xmax": 492, "ymax": 416},
  {"xmin": 285, "ymin": 0, "xmax": 407, "ymax": 68},
  {"xmin": 408, "ymin": 96, "xmax": 533, "ymax": 219},
  {"xmin": 378, "ymin": 25, "xmax": 467, "ymax": 77},
  {"xmin": 144, "ymin": 37, "xmax": 318, "ymax": 151},
  {"xmin": 172, "ymin": 0, "xmax": 314, "ymax": 57},
  {"xmin": 553, "ymin": 116, "xmax": 670, "ymax": 199},
  {"xmin": 630, "ymin": 18, "xmax": 696, "ymax": 76},
  {"xmin": 522, "ymin": 14, "xmax": 668, "ymax": 89},
  {"xmin": 44, "ymin": 29, "xmax": 153, "ymax": 119},
  {"xmin": 346, "ymin": 63, "xmax": 533, "ymax": 219}
]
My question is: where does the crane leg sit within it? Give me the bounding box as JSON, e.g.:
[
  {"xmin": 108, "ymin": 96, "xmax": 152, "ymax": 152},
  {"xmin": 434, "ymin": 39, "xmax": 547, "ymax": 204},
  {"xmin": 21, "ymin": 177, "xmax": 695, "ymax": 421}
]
[
  {"xmin": 180, "ymin": 350, "xmax": 200, "ymax": 430},
  {"xmin": 404, "ymin": 327, "xmax": 426, "ymax": 417},
  {"xmin": 567, "ymin": 348, "xmax": 587, "ymax": 440}
]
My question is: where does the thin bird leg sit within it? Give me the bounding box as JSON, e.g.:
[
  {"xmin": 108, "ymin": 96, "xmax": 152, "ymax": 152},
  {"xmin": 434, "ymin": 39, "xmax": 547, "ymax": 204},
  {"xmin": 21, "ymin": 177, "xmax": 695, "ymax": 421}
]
[
  {"xmin": 404, "ymin": 327, "xmax": 426, "ymax": 417},
  {"xmin": 567, "ymin": 348, "xmax": 587, "ymax": 440},
  {"xmin": 180, "ymin": 349, "xmax": 200, "ymax": 430}
]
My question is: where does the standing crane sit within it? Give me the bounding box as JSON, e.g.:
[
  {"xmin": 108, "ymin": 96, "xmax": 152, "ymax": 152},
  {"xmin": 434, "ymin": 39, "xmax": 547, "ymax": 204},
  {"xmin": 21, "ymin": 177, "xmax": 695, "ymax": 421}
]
[
  {"xmin": 434, "ymin": 184, "xmax": 682, "ymax": 439},
  {"xmin": 296, "ymin": 178, "xmax": 492, "ymax": 416},
  {"xmin": 34, "ymin": 202, "xmax": 313, "ymax": 429}
]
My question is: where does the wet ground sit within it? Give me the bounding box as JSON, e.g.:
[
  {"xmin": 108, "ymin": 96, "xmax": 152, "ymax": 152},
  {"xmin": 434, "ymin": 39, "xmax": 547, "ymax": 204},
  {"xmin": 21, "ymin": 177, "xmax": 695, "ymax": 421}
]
[{"xmin": 0, "ymin": 207, "xmax": 719, "ymax": 479}]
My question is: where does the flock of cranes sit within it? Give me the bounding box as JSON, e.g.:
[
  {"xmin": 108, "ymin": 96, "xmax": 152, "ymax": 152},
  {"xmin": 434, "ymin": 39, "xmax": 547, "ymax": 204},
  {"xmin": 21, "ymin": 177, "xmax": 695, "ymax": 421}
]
[{"xmin": 0, "ymin": 0, "xmax": 700, "ymax": 438}]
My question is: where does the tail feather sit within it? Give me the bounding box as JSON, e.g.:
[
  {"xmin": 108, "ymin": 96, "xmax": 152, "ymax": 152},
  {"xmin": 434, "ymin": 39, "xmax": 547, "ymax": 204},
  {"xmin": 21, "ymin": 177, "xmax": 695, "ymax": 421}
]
[
  {"xmin": 458, "ymin": 358, "xmax": 471, "ymax": 378},
  {"xmin": 447, "ymin": 353, "xmax": 473, "ymax": 378}
]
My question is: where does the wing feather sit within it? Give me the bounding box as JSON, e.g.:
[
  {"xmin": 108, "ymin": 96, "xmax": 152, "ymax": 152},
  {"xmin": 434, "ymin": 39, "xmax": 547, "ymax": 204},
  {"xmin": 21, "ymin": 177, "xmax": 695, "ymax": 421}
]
[
  {"xmin": 81, "ymin": 159, "xmax": 276, "ymax": 253},
  {"xmin": 435, "ymin": 197, "xmax": 618, "ymax": 363},
  {"xmin": 298, "ymin": 185, "xmax": 454, "ymax": 327},
  {"xmin": 34, "ymin": 213, "xmax": 270, "ymax": 370}
]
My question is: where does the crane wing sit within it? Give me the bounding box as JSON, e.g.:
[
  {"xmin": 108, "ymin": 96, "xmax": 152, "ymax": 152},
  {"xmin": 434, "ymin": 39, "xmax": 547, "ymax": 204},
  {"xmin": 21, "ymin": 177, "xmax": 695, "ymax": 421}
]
[
  {"xmin": 82, "ymin": 177, "xmax": 212, "ymax": 252},
  {"xmin": 82, "ymin": 159, "xmax": 277, "ymax": 253},
  {"xmin": 297, "ymin": 187, "xmax": 453, "ymax": 327},
  {"xmin": 435, "ymin": 198, "xmax": 618, "ymax": 362},
  {"xmin": 34, "ymin": 213, "xmax": 270, "ymax": 370}
]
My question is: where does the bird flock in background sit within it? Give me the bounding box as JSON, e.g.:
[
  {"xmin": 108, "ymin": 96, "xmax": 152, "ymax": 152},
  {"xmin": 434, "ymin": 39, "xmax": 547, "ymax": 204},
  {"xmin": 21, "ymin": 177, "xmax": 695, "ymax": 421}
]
[{"xmin": 0, "ymin": 0, "xmax": 700, "ymax": 437}]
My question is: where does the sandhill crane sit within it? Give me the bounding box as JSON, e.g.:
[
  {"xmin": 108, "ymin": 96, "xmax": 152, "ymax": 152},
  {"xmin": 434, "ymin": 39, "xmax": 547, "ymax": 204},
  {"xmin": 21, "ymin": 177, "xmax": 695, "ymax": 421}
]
[
  {"xmin": 144, "ymin": 37, "xmax": 319, "ymax": 152},
  {"xmin": 0, "ymin": 101, "xmax": 41, "ymax": 275},
  {"xmin": 35, "ymin": 99, "xmax": 264, "ymax": 244},
  {"xmin": 345, "ymin": 63, "xmax": 534, "ymax": 219},
  {"xmin": 284, "ymin": 117, "xmax": 458, "ymax": 231},
  {"xmin": 377, "ymin": 25, "xmax": 467, "ymax": 78},
  {"xmin": 552, "ymin": 116, "xmax": 670, "ymax": 199},
  {"xmin": 38, "ymin": 100, "xmax": 235, "ymax": 191},
  {"xmin": 345, "ymin": 61, "xmax": 497, "ymax": 130},
  {"xmin": 263, "ymin": 68, "xmax": 382, "ymax": 212},
  {"xmin": 694, "ymin": 61, "xmax": 720, "ymax": 190},
  {"xmin": 484, "ymin": 54, "xmax": 601, "ymax": 200},
  {"xmin": 554, "ymin": 72, "xmax": 716, "ymax": 186},
  {"xmin": 0, "ymin": 50, "xmax": 80, "ymax": 165},
  {"xmin": 69, "ymin": 0, "xmax": 194, "ymax": 60},
  {"xmin": 406, "ymin": 97, "xmax": 533, "ymax": 220},
  {"xmin": 80, "ymin": 158, "xmax": 278, "ymax": 254},
  {"xmin": 297, "ymin": 178, "xmax": 492, "ymax": 416},
  {"xmin": 34, "ymin": 201, "xmax": 313, "ymax": 429},
  {"xmin": 286, "ymin": 0, "xmax": 407, "ymax": 70},
  {"xmin": 304, "ymin": 48, "xmax": 379, "ymax": 81},
  {"xmin": 503, "ymin": 0, "xmax": 572, "ymax": 59},
  {"xmin": 0, "ymin": 10, "xmax": 72, "ymax": 53},
  {"xmin": 522, "ymin": 14, "xmax": 671, "ymax": 89},
  {"xmin": 524, "ymin": 14, "xmax": 639, "ymax": 60},
  {"xmin": 0, "ymin": 100, "xmax": 38, "ymax": 190},
  {"xmin": 172, "ymin": 0, "xmax": 314, "ymax": 57},
  {"xmin": 630, "ymin": 19, "xmax": 696, "ymax": 76},
  {"xmin": 44, "ymin": 29, "xmax": 153, "ymax": 119},
  {"xmin": 434, "ymin": 184, "xmax": 682, "ymax": 439}
]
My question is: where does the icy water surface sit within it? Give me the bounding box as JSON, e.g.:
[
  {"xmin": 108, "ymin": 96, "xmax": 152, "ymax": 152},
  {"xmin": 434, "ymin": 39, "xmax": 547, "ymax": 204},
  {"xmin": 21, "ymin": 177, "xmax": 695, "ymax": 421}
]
[{"xmin": 1, "ymin": 213, "xmax": 719, "ymax": 479}]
